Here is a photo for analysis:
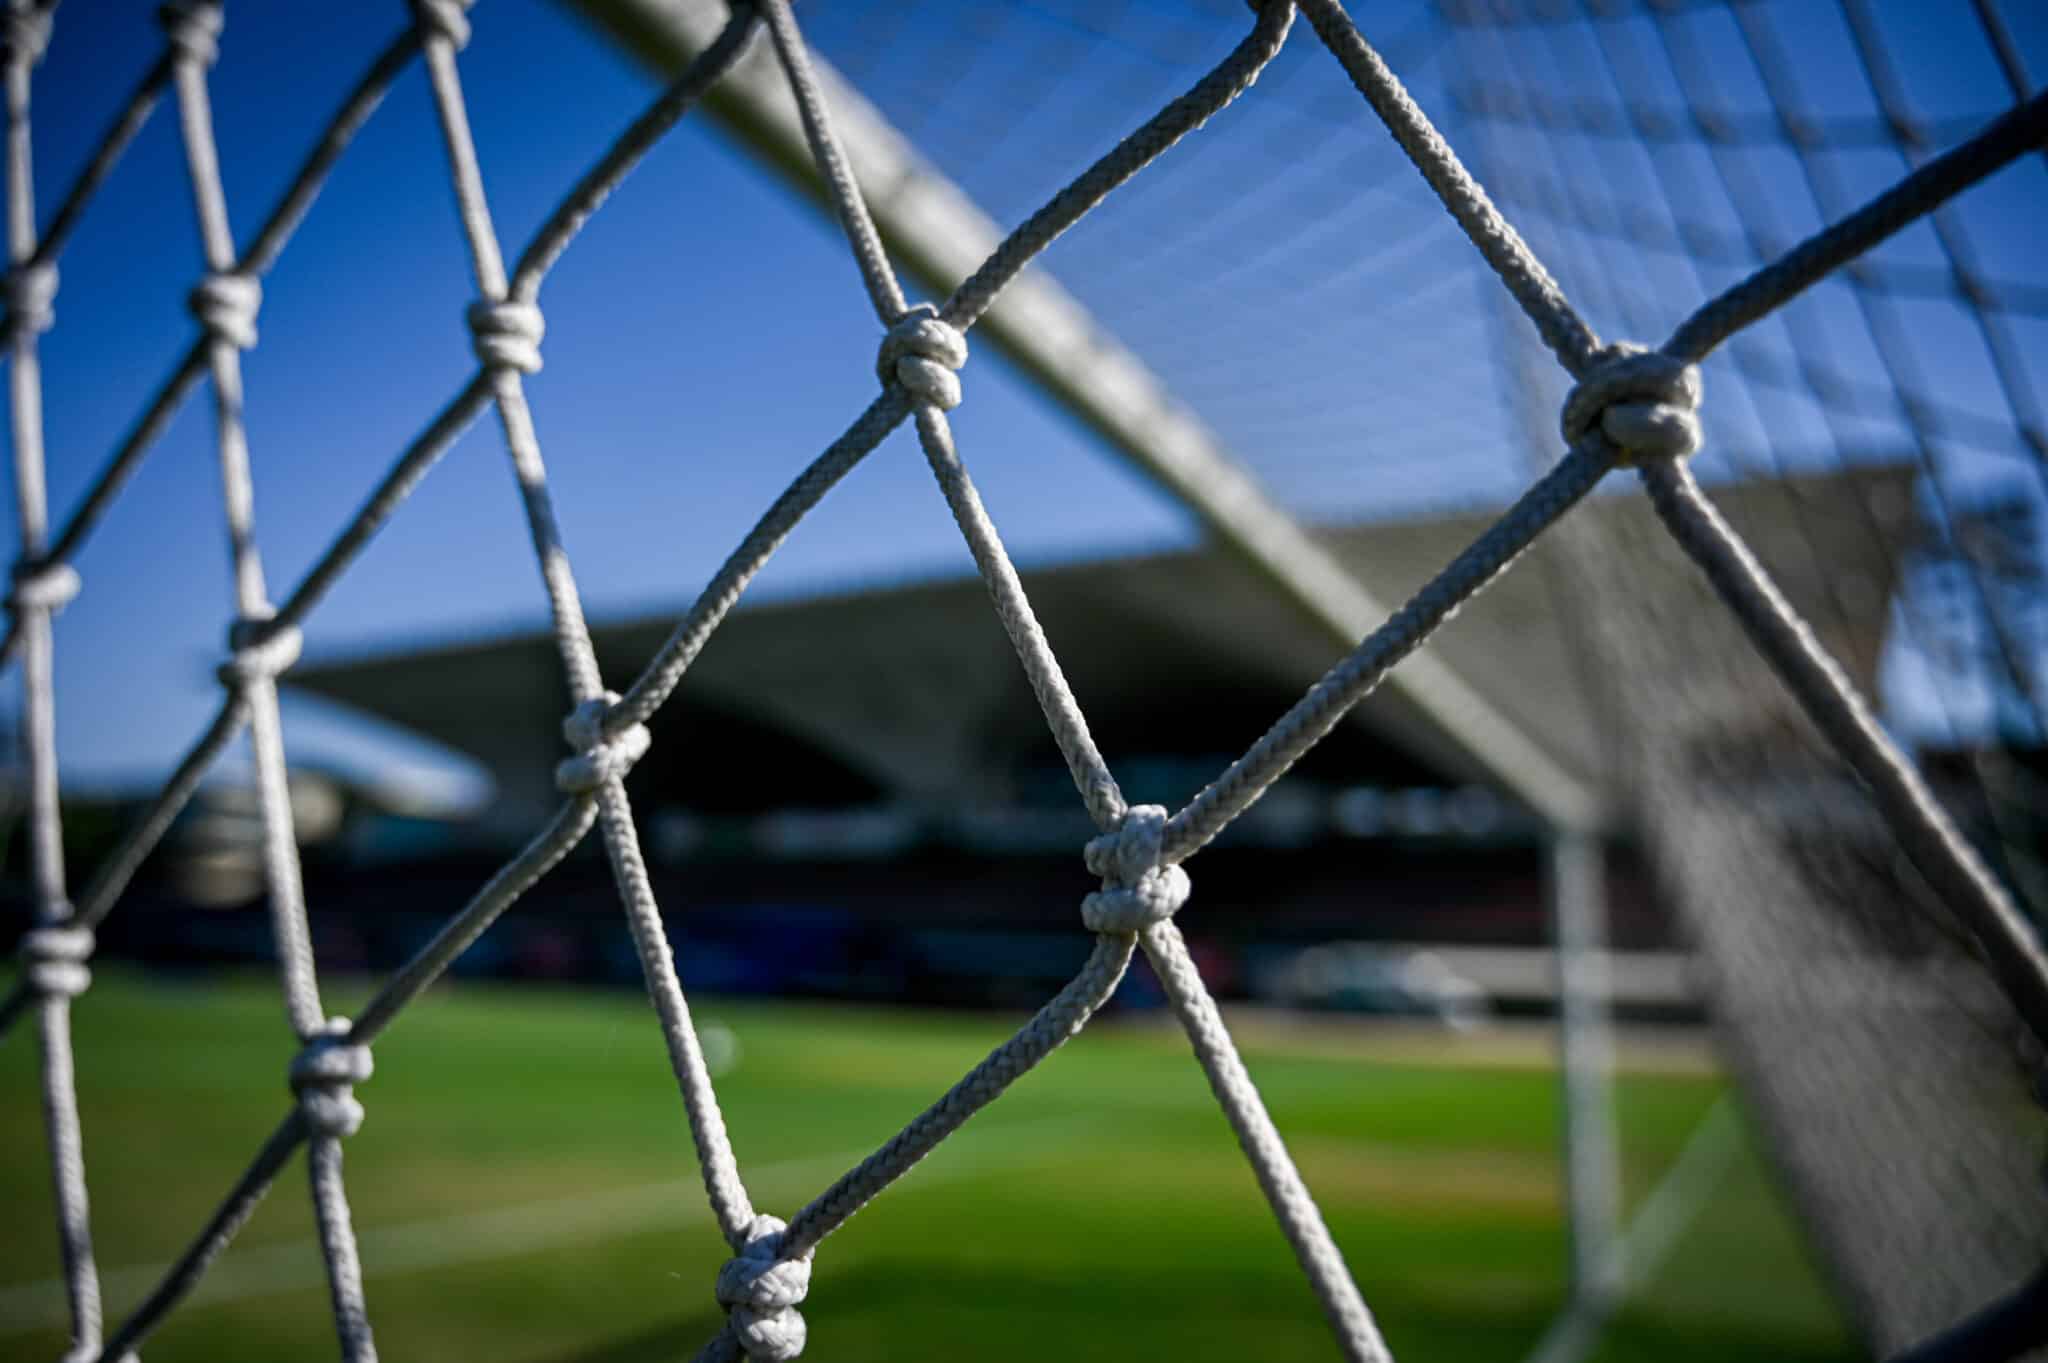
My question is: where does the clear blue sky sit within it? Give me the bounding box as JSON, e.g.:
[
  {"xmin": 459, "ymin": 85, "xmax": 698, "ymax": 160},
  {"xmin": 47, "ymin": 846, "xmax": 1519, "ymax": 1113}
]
[
  {"xmin": 6, "ymin": 0, "xmax": 1204, "ymax": 797},
  {"xmin": 5, "ymin": 0, "xmax": 2044, "ymax": 801}
]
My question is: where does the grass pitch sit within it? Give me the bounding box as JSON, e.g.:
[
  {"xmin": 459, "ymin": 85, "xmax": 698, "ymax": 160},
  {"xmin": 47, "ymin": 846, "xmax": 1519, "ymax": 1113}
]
[{"xmin": 1, "ymin": 971, "xmax": 1853, "ymax": 1362}]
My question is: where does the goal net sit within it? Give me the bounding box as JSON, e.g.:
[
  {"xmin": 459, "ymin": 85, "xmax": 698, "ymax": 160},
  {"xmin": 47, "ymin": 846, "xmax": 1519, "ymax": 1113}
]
[{"xmin": 4, "ymin": 2, "xmax": 2045, "ymax": 1362}]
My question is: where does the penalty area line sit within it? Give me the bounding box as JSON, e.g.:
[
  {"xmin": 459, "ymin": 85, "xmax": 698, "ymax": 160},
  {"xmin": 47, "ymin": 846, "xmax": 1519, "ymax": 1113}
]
[{"xmin": 0, "ymin": 1111, "xmax": 1104, "ymax": 1336}]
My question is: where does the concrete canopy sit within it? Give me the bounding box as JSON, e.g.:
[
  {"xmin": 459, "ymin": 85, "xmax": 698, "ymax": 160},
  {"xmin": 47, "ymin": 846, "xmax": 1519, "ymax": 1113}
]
[{"xmin": 288, "ymin": 464, "xmax": 1915, "ymax": 839}]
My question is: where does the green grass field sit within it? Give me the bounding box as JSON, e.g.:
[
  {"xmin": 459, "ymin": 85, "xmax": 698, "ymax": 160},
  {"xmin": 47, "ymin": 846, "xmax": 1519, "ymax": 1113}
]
[{"xmin": 1, "ymin": 971, "xmax": 1855, "ymax": 1362}]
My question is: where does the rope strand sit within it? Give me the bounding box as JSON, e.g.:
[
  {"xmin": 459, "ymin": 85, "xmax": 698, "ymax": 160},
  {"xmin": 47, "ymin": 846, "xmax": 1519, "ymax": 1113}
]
[{"xmin": 8, "ymin": 5, "xmax": 2045, "ymax": 1363}]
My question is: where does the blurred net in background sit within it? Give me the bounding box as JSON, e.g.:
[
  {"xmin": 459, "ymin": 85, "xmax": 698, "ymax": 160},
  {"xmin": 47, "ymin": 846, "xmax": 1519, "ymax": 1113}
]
[
  {"xmin": 5, "ymin": 1, "xmax": 2048, "ymax": 1362},
  {"xmin": 780, "ymin": 1, "xmax": 2048, "ymax": 1352},
  {"xmin": 1455, "ymin": 4, "xmax": 2048, "ymax": 1351}
]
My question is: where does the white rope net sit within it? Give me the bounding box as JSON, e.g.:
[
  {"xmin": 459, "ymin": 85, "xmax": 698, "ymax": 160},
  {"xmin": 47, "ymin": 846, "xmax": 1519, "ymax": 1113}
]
[{"xmin": 2, "ymin": 3, "xmax": 2045, "ymax": 1362}]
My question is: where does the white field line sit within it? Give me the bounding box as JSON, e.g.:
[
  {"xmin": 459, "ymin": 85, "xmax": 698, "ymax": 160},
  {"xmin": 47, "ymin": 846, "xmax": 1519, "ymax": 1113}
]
[
  {"xmin": 1519, "ymin": 1095, "xmax": 1744, "ymax": 1363},
  {"xmin": 0, "ymin": 1112, "xmax": 1102, "ymax": 1336},
  {"xmin": 1606, "ymin": 1095, "xmax": 1743, "ymax": 1285}
]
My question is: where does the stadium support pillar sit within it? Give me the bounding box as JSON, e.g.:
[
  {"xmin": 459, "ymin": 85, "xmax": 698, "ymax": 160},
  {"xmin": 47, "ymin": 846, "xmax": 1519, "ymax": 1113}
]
[{"xmin": 1548, "ymin": 831, "xmax": 1621, "ymax": 1311}]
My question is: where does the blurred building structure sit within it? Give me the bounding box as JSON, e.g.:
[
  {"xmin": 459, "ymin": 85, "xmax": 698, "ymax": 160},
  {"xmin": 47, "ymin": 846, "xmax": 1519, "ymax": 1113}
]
[
  {"xmin": 4, "ymin": 461, "xmax": 1888, "ymax": 1012},
  {"xmin": 292, "ymin": 463, "xmax": 1911, "ymax": 838},
  {"xmin": 0, "ymin": 461, "xmax": 1920, "ymax": 1019}
]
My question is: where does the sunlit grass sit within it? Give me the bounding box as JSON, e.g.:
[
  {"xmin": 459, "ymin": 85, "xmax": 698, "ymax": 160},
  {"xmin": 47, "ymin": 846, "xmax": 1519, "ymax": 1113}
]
[{"xmin": 0, "ymin": 970, "xmax": 1852, "ymax": 1362}]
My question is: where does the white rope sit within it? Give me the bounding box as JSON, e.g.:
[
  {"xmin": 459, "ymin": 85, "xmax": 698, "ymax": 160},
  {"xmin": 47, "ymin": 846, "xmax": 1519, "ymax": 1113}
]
[
  {"xmin": 413, "ymin": 0, "xmax": 763, "ymax": 1270},
  {"xmin": 713, "ymin": 1215, "xmax": 813, "ymax": 1363},
  {"xmin": 5, "ymin": 2, "xmax": 105, "ymax": 1356},
  {"xmin": 556, "ymin": 691, "xmax": 652, "ymax": 794},
  {"xmin": 1079, "ymin": 805, "xmax": 1190, "ymax": 935},
  {"xmin": 1558, "ymin": 344, "xmax": 1703, "ymax": 465},
  {"xmin": 2, "ymin": 2, "xmax": 2044, "ymax": 1362},
  {"xmin": 17, "ymin": 924, "xmax": 91, "ymax": 999}
]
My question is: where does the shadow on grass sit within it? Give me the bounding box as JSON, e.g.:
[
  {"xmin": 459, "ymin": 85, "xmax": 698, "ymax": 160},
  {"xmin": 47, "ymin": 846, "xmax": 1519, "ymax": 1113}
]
[
  {"xmin": 535, "ymin": 1254, "xmax": 1858, "ymax": 1363},
  {"xmin": 539, "ymin": 1311, "xmax": 725, "ymax": 1363},
  {"xmin": 535, "ymin": 1257, "xmax": 1541, "ymax": 1363}
]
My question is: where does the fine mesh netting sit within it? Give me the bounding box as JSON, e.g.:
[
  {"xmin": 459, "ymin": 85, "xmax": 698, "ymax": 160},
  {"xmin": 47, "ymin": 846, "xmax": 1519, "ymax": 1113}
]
[
  {"xmin": 3, "ymin": 2, "xmax": 2046, "ymax": 1363},
  {"xmin": 1459, "ymin": 6, "xmax": 2048, "ymax": 1353}
]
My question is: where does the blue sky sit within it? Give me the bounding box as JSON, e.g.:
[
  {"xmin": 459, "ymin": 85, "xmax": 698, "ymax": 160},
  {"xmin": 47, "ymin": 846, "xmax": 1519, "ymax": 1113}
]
[
  {"xmin": 7, "ymin": 0, "xmax": 1204, "ymax": 796},
  {"xmin": 5, "ymin": 0, "xmax": 2045, "ymax": 801}
]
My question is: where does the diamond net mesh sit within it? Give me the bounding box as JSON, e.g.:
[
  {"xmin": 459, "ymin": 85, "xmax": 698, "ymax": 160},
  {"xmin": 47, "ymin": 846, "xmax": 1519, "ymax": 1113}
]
[
  {"xmin": 1447, "ymin": 6, "xmax": 2048, "ymax": 1353},
  {"xmin": 3, "ymin": 2, "xmax": 2046, "ymax": 1362}
]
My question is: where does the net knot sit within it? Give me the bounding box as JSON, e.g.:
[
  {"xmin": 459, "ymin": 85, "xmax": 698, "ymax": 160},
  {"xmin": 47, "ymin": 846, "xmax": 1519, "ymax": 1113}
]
[
  {"xmin": 158, "ymin": 1, "xmax": 222, "ymax": 68},
  {"xmin": 289, "ymin": 1017, "xmax": 372, "ymax": 1140},
  {"xmin": 411, "ymin": 0, "xmax": 473, "ymax": 50},
  {"xmin": 0, "ymin": 5, "xmax": 51, "ymax": 66},
  {"xmin": 557, "ymin": 690, "xmax": 651, "ymax": 794},
  {"xmin": 188, "ymin": 272, "xmax": 262, "ymax": 350},
  {"xmin": 715, "ymin": 1214, "xmax": 811, "ymax": 1363},
  {"xmin": 217, "ymin": 614, "xmax": 303, "ymax": 689},
  {"xmin": 467, "ymin": 299, "xmax": 545, "ymax": 374},
  {"xmin": 877, "ymin": 305, "xmax": 967, "ymax": 411},
  {"xmin": 8, "ymin": 558, "xmax": 80, "ymax": 614},
  {"xmin": 1560, "ymin": 343, "xmax": 1702, "ymax": 465},
  {"xmin": 19, "ymin": 924, "xmax": 93, "ymax": 999},
  {"xmin": 1080, "ymin": 803, "xmax": 1189, "ymax": 935},
  {"xmin": 2, "ymin": 260, "xmax": 57, "ymax": 341}
]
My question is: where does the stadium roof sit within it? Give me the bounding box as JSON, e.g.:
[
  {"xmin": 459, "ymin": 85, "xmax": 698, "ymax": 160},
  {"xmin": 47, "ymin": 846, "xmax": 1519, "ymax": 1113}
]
[{"xmin": 290, "ymin": 464, "xmax": 1914, "ymax": 837}]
